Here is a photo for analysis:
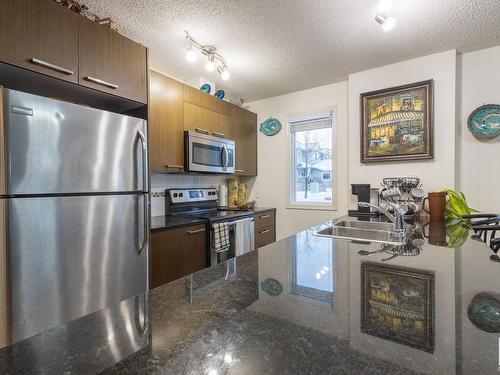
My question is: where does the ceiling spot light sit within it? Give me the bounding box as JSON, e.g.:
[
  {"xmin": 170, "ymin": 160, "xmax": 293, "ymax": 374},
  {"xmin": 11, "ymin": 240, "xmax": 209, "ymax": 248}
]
[
  {"xmin": 375, "ymin": 13, "xmax": 395, "ymax": 31},
  {"xmin": 377, "ymin": 0, "xmax": 393, "ymax": 13}
]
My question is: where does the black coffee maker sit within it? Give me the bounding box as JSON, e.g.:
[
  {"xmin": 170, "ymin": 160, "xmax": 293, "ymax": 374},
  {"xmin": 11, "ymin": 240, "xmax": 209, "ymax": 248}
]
[{"xmin": 348, "ymin": 184, "xmax": 379, "ymax": 217}]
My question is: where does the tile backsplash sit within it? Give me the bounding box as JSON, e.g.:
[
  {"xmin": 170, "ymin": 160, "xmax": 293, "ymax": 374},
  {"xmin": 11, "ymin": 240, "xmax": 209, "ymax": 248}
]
[{"xmin": 151, "ymin": 173, "xmax": 228, "ymax": 217}]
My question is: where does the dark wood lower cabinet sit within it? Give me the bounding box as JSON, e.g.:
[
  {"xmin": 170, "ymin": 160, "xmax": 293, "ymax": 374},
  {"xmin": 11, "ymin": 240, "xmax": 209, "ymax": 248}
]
[
  {"xmin": 150, "ymin": 224, "xmax": 207, "ymax": 289},
  {"xmin": 254, "ymin": 209, "xmax": 276, "ymax": 248}
]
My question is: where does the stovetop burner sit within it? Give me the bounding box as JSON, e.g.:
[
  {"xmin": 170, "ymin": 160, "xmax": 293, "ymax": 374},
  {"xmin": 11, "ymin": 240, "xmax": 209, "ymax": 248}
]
[
  {"xmin": 165, "ymin": 188, "xmax": 253, "ymax": 223},
  {"xmin": 177, "ymin": 208, "xmax": 253, "ymax": 223},
  {"xmin": 464, "ymin": 214, "xmax": 500, "ymax": 260}
]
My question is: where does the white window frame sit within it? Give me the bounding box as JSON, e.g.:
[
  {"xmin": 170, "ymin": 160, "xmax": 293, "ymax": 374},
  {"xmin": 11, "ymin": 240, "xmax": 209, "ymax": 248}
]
[{"xmin": 286, "ymin": 106, "xmax": 337, "ymax": 211}]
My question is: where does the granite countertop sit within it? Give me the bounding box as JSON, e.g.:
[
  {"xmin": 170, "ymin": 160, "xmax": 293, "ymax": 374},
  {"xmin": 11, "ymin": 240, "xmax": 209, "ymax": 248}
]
[
  {"xmin": 151, "ymin": 207, "xmax": 276, "ymax": 231},
  {"xmin": 1, "ymin": 215, "xmax": 498, "ymax": 374}
]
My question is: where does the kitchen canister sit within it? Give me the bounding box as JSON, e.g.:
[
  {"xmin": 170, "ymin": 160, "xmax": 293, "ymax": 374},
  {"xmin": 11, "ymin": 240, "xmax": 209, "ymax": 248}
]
[
  {"xmin": 237, "ymin": 182, "xmax": 246, "ymax": 207},
  {"xmin": 423, "ymin": 191, "xmax": 447, "ymax": 221},
  {"xmin": 227, "ymin": 178, "xmax": 239, "ymax": 209}
]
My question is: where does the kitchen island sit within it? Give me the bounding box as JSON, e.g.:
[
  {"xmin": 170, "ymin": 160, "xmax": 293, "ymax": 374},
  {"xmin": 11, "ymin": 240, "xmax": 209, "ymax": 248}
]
[{"xmin": 0, "ymin": 216, "xmax": 498, "ymax": 374}]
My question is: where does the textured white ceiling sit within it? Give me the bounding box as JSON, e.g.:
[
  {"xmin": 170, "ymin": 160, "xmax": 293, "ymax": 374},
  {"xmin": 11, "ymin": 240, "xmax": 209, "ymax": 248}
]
[{"xmin": 84, "ymin": 0, "xmax": 500, "ymax": 101}]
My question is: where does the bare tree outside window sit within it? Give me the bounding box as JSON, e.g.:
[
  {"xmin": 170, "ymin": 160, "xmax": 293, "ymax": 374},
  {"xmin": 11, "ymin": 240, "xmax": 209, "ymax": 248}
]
[{"xmin": 292, "ymin": 127, "xmax": 333, "ymax": 203}]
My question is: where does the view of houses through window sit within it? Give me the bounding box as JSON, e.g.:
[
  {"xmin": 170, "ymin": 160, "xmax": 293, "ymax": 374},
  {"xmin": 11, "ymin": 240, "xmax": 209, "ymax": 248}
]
[{"xmin": 289, "ymin": 110, "xmax": 334, "ymax": 206}]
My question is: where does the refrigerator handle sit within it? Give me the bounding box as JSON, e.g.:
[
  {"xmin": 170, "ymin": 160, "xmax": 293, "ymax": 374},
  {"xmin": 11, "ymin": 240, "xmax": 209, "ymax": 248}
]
[
  {"xmin": 137, "ymin": 194, "xmax": 148, "ymax": 254},
  {"xmin": 137, "ymin": 130, "xmax": 147, "ymax": 191}
]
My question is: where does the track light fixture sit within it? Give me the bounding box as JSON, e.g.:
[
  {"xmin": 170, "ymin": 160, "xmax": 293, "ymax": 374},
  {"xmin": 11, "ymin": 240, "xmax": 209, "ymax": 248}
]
[{"xmin": 184, "ymin": 31, "xmax": 230, "ymax": 80}]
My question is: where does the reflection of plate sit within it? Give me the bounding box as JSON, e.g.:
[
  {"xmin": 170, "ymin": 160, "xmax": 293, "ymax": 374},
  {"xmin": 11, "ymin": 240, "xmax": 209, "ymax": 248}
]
[
  {"xmin": 200, "ymin": 83, "xmax": 211, "ymax": 94},
  {"xmin": 259, "ymin": 117, "xmax": 282, "ymax": 136},
  {"xmin": 214, "ymin": 89, "xmax": 225, "ymax": 100},
  {"xmin": 467, "ymin": 104, "xmax": 500, "ymax": 138},
  {"xmin": 261, "ymin": 278, "xmax": 283, "ymax": 296},
  {"xmin": 467, "ymin": 292, "xmax": 500, "ymax": 333}
]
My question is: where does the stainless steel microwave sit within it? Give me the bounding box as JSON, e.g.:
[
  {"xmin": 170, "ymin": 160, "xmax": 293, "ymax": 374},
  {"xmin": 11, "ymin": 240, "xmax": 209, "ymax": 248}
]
[{"xmin": 184, "ymin": 131, "xmax": 235, "ymax": 174}]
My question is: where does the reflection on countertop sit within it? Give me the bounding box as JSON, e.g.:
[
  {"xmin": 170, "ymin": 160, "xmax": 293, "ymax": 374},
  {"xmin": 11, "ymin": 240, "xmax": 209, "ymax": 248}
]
[{"xmin": 0, "ymin": 216, "xmax": 498, "ymax": 374}]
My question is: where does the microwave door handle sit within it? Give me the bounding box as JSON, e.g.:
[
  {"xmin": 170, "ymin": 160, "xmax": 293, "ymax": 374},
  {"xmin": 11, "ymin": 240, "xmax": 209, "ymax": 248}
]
[{"xmin": 221, "ymin": 145, "xmax": 228, "ymax": 170}]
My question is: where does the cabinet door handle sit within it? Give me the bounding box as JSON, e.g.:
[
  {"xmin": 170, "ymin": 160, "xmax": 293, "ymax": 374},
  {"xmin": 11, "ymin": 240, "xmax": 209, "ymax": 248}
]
[
  {"xmin": 259, "ymin": 214, "xmax": 270, "ymax": 219},
  {"xmin": 212, "ymin": 131, "xmax": 225, "ymax": 138},
  {"xmin": 84, "ymin": 76, "xmax": 119, "ymax": 89},
  {"xmin": 259, "ymin": 229, "xmax": 270, "ymax": 234},
  {"xmin": 187, "ymin": 228, "xmax": 205, "ymax": 235},
  {"xmin": 165, "ymin": 164, "xmax": 184, "ymax": 170},
  {"xmin": 29, "ymin": 58, "xmax": 74, "ymax": 75},
  {"xmin": 235, "ymin": 169, "xmax": 244, "ymax": 173}
]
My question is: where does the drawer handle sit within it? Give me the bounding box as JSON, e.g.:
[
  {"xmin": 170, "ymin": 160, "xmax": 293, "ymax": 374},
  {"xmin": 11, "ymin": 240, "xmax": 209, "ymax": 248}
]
[
  {"xmin": 259, "ymin": 229, "xmax": 271, "ymax": 234},
  {"xmin": 235, "ymin": 169, "xmax": 244, "ymax": 173},
  {"xmin": 84, "ymin": 76, "xmax": 119, "ymax": 89},
  {"xmin": 187, "ymin": 228, "xmax": 205, "ymax": 235},
  {"xmin": 165, "ymin": 164, "xmax": 184, "ymax": 169},
  {"xmin": 29, "ymin": 58, "xmax": 74, "ymax": 75},
  {"xmin": 259, "ymin": 214, "xmax": 270, "ymax": 219}
]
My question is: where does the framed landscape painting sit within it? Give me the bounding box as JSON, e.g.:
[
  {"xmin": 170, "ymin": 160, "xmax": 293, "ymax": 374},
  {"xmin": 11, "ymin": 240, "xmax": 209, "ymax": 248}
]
[
  {"xmin": 361, "ymin": 262, "xmax": 435, "ymax": 353},
  {"xmin": 360, "ymin": 80, "xmax": 433, "ymax": 163}
]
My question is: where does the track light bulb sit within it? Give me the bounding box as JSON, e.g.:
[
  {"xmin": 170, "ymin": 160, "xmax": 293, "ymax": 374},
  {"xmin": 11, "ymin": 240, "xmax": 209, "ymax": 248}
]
[
  {"xmin": 206, "ymin": 54, "xmax": 216, "ymax": 72},
  {"xmin": 220, "ymin": 69, "xmax": 230, "ymax": 80},
  {"xmin": 186, "ymin": 46, "xmax": 197, "ymax": 63}
]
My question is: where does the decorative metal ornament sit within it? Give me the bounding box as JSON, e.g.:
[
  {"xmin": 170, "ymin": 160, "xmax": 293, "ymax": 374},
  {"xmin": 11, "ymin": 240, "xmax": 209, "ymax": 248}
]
[
  {"xmin": 467, "ymin": 292, "xmax": 500, "ymax": 333},
  {"xmin": 214, "ymin": 89, "xmax": 225, "ymax": 100},
  {"xmin": 261, "ymin": 278, "xmax": 283, "ymax": 296},
  {"xmin": 259, "ymin": 117, "xmax": 282, "ymax": 136},
  {"xmin": 200, "ymin": 83, "xmax": 211, "ymax": 94},
  {"xmin": 467, "ymin": 104, "xmax": 500, "ymax": 139}
]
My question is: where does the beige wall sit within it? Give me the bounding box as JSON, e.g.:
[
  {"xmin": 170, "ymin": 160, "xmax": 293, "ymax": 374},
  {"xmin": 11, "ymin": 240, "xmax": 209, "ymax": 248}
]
[
  {"xmin": 457, "ymin": 45, "xmax": 500, "ymax": 213},
  {"xmin": 347, "ymin": 50, "xmax": 457, "ymax": 208},
  {"xmin": 247, "ymin": 81, "xmax": 349, "ymax": 240}
]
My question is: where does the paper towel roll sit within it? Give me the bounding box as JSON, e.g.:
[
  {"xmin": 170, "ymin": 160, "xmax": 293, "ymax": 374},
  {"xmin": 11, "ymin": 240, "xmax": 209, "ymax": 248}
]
[{"xmin": 218, "ymin": 184, "xmax": 227, "ymax": 207}]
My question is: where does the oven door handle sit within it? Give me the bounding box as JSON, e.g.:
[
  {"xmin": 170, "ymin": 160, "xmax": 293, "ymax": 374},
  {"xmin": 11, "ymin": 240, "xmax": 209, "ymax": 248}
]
[{"xmin": 221, "ymin": 145, "xmax": 228, "ymax": 170}]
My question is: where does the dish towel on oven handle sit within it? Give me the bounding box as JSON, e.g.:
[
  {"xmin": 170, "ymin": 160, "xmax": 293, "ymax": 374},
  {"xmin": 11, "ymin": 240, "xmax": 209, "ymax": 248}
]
[{"xmin": 212, "ymin": 222, "xmax": 230, "ymax": 253}]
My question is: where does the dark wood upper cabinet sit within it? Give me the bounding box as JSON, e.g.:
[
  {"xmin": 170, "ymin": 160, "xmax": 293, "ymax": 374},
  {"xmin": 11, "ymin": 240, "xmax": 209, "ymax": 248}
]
[
  {"xmin": 232, "ymin": 106, "xmax": 258, "ymax": 176},
  {"xmin": 78, "ymin": 17, "xmax": 147, "ymax": 103},
  {"xmin": 0, "ymin": 0, "xmax": 79, "ymax": 83},
  {"xmin": 149, "ymin": 71, "xmax": 184, "ymax": 171},
  {"xmin": 150, "ymin": 224, "xmax": 207, "ymax": 289}
]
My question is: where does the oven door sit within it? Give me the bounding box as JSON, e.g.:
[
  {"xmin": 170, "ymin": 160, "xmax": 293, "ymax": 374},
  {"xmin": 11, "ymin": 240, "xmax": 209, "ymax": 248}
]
[
  {"xmin": 185, "ymin": 131, "xmax": 235, "ymax": 174},
  {"xmin": 210, "ymin": 217, "xmax": 254, "ymax": 266}
]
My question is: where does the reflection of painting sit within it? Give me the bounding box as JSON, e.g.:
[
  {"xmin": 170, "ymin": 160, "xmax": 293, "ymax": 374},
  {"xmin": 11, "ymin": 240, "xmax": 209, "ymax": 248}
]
[
  {"xmin": 361, "ymin": 80, "xmax": 433, "ymax": 163},
  {"xmin": 361, "ymin": 262, "xmax": 434, "ymax": 353}
]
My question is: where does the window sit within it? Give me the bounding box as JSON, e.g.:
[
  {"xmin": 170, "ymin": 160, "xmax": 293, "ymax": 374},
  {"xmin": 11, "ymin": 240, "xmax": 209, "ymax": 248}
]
[
  {"xmin": 291, "ymin": 230, "xmax": 334, "ymax": 303},
  {"xmin": 288, "ymin": 110, "xmax": 335, "ymax": 208}
]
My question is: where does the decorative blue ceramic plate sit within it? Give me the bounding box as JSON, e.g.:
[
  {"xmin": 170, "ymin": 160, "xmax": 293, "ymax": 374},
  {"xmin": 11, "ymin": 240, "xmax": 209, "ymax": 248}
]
[
  {"xmin": 467, "ymin": 104, "xmax": 500, "ymax": 139},
  {"xmin": 261, "ymin": 278, "xmax": 283, "ymax": 296},
  {"xmin": 214, "ymin": 89, "xmax": 225, "ymax": 100},
  {"xmin": 259, "ymin": 117, "xmax": 282, "ymax": 136},
  {"xmin": 467, "ymin": 292, "xmax": 500, "ymax": 333},
  {"xmin": 200, "ymin": 83, "xmax": 211, "ymax": 94}
]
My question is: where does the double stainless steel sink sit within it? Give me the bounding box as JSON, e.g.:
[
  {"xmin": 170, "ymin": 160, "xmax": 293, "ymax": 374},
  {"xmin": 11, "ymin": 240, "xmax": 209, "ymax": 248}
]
[{"xmin": 314, "ymin": 218, "xmax": 405, "ymax": 245}]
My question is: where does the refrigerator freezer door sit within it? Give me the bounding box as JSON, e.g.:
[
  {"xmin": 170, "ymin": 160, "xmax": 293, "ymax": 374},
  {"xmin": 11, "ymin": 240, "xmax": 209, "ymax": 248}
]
[
  {"xmin": 3, "ymin": 89, "xmax": 148, "ymax": 194},
  {"xmin": 6, "ymin": 194, "xmax": 149, "ymax": 344}
]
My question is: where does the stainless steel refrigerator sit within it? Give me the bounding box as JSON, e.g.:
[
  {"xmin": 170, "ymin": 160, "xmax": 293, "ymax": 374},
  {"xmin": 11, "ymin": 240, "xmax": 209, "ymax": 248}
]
[{"xmin": 0, "ymin": 88, "xmax": 149, "ymax": 346}]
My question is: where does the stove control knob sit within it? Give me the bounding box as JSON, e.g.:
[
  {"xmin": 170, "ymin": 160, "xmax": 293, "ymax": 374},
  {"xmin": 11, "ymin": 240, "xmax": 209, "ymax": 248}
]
[
  {"xmin": 179, "ymin": 193, "xmax": 184, "ymax": 197},
  {"xmin": 173, "ymin": 193, "xmax": 178, "ymax": 198}
]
